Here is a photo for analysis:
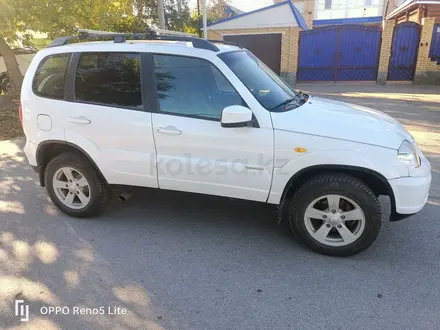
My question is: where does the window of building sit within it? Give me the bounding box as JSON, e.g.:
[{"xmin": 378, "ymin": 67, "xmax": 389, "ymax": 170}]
[{"xmin": 325, "ymin": 0, "xmax": 332, "ymax": 9}]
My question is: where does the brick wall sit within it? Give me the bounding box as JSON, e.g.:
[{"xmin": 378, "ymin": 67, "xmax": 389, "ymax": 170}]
[
  {"xmin": 396, "ymin": 8, "xmax": 422, "ymax": 24},
  {"xmin": 208, "ymin": 27, "xmax": 301, "ymax": 85},
  {"xmin": 414, "ymin": 17, "xmax": 440, "ymax": 84},
  {"xmin": 209, "ymin": 18, "xmax": 440, "ymax": 85},
  {"xmin": 408, "ymin": 9, "xmax": 420, "ymax": 24},
  {"xmin": 377, "ymin": 20, "xmax": 395, "ymax": 84}
]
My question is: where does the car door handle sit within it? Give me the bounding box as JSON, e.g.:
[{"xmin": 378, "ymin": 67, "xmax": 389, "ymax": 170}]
[
  {"xmin": 68, "ymin": 116, "xmax": 91, "ymax": 124},
  {"xmin": 245, "ymin": 165, "xmax": 264, "ymax": 171},
  {"xmin": 156, "ymin": 125, "xmax": 182, "ymax": 135}
]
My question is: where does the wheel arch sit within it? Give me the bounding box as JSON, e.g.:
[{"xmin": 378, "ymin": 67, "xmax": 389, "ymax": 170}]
[
  {"xmin": 278, "ymin": 165, "xmax": 396, "ymax": 223},
  {"xmin": 36, "ymin": 140, "xmax": 108, "ymax": 187}
]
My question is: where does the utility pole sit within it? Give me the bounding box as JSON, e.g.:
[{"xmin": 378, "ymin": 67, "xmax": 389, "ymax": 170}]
[
  {"xmin": 157, "ymin": 0, "xmax": 166, "ymax": 29},
  {"xmin": 203, "ymin": 0, "xmax": 207, "ymax": 40},
  {"xmin": 197, "ymin": 0, "xmax": 202, "ymax": 37}
]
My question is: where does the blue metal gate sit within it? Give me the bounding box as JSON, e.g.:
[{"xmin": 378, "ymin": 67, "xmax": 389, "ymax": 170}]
[
  {"xmin": 388, "ymin": 22, "xmax": 421, "ymax": 81},
  {"xmin": 297, "ymin": 25, "xmax": 381, "ymax": 81},
  {"xmin": 429, "ymin": 23, "xmax": 440, "ymax": 63}
]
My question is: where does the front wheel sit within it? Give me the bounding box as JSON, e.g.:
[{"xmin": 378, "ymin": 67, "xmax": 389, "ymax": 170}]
[{"xmin": 288, "ymin": 174, "xmax": 382, "ymax": 256}]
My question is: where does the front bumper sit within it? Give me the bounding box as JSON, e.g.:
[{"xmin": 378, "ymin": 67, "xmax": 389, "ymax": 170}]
[{"xmin": 388, "ymin": 173, "xmax": 431, "ymax": 221}]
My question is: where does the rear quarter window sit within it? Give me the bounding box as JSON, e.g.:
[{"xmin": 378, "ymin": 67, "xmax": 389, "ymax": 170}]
[{"xmin": 32, "ymin": 54, "xmax": 70, "ymax": 100}]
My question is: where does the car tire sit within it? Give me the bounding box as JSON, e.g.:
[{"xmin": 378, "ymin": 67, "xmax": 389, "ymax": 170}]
[
  {"xmin": 44, "ymin": 152, "xmax": 109, "ymax": 218},
  {"xmin": 288, "ymin": 174, "xmax": 382, "ymax": 257}
]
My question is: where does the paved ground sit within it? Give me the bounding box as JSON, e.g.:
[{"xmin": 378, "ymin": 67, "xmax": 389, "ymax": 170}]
[{"xmin": 1, "ymin": 84, "xmax": 440, "ymax": 330}]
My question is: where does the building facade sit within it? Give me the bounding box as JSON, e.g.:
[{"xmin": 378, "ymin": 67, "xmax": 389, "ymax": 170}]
[{"xmin": 274, "ymin": 0, "xmax": 385, "ymax": 27}]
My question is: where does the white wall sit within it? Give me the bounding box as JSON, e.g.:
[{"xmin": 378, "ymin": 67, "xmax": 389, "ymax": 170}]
[
  {"xmin": 314, "ymin": 0, "xmax": 385, "ymax": 20},
  {"xmin": 209, "ymin": 3, "xmax": 298, "ymax": 30},
  {"xmin": 294, "ymin": 1, "xmax": 305, "ymax": 13}
]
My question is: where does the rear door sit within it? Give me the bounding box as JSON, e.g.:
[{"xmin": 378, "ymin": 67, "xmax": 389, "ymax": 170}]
[{"xmin": 62, "ymin": 52, "xmax": 157, "ymax": 187}]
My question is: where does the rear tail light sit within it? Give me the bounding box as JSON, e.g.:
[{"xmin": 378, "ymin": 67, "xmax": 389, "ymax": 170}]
[{"xmin": 19, "ymin": 102, "xmax": 23, "ymax": 125}]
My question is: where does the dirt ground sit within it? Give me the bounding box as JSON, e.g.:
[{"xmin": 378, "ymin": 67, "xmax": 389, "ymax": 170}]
[{"xmin": 0, "ymin": 96, "xmax": 22, "ymax": 141}]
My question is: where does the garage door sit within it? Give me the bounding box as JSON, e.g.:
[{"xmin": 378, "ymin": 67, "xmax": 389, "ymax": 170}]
[{"xmin": 224, "ymin": 34, "xmax": 282, "ymax": 74}]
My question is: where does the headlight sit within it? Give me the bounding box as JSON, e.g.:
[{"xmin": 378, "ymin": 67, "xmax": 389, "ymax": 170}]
[{"xmin": 397, "ymin": 140, "xmax": 421, "ymax": 168}]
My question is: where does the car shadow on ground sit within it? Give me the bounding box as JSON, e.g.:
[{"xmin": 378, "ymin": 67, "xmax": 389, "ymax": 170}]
[
  {"xmin": 2, "ymin": 82, "xmax": 440, "ymax": 329},
  {"xmin": 2, "ymin": 135, "xmax": 440, "ymax": 329},
  {"xmin": 0, "ymin": 140, "xmax": 168, "ymax": 329}
]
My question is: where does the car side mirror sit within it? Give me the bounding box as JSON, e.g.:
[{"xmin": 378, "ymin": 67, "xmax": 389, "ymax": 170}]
[{"xmin": 221, "ymin": 105, "xmax": 253, "ymax": 128}]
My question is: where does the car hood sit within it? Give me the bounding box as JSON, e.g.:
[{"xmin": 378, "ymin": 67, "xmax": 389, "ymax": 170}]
[{"xmin": 270, "ymin": 96, "xmax": 412, "ymax": 149}]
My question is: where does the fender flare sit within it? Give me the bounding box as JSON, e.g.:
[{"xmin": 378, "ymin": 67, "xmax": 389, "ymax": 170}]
[
  {"xmin": 277, "ymin": 164, "xmax": 396, "ymax": 223},
  {"xmin": 36, "ymin": 139, "xmax": 108, "ymax": 186}
]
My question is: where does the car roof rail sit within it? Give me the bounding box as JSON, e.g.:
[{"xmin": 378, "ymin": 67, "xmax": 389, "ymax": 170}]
[
  {"xmin": 48, "ymin": 36, "xmax": 78, "ymax": 47},
  {"xmin": 208, "ymin": 39, "xmax": 242, "ymax": 48},
  {"xmin": 48, "ymin": 28, "xmax": 221, "ymax": 52}
]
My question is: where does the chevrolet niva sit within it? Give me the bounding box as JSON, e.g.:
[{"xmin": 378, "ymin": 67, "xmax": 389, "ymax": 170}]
[{"xmin": 21, "ymin": 30, "xmax": 431, "ymax": 256}]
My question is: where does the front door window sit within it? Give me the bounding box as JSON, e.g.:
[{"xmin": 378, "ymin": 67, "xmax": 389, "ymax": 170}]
[{"xmin": 153, "ymin": 54, "xmax": 246, "ymax": 120}]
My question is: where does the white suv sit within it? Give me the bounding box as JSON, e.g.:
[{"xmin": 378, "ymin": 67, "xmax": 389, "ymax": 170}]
[{"xmin": 21, "ymin": 30, "xmax": 432, "ymax": 256}]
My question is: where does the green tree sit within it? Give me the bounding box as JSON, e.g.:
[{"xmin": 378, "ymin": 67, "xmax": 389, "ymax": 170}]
[
  {"xmin": 164, "ymin": 0, "xmax": 190, "ymax": 31},
  {"xmin": 184, "ymin": 10, "xmax": 201, "ymax": 36},
  {"xmin": 0, "ymin": 0, "xmax": 193, "ymax": 94},
  {"xmin": 207, "ymin": 0, "xmax": 230, "ymax": 23},
  {"xmin": 134, "ymin": 0, "xmax": 191, "ymax": 32},
  {"xmin": 184, "ymin": 0, "xmax": 230, "ymax": 37},
  {"xmin": 0, "ymin": 0, "xmax": 140, "ymax": 94}
]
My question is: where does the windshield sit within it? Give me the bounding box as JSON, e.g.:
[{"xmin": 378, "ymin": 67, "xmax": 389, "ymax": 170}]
[{"xmin": 219, "ymin": 51, "xmax": 307, "ymax": 111}]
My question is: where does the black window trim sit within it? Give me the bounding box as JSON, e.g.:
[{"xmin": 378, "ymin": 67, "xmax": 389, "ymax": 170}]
[
  {"xmin": 67, "ymin": 51, "xmax": 147, "ymax": 112},
  {"xmin": 32, "ymin": 53, "xmax": 71, "ymax": 101},
  {"xmin": 65, "ymin": 52, "xmax": 79, "ymax": 101},
  {"xmin": 147, "ymin": 52, "xmax": 252, "ymax": 123},
  {"xmin": 141, "ymin": 53, "xmax": 159, "ymax": 114}
]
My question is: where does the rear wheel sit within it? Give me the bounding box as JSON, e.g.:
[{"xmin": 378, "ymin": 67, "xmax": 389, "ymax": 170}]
[
  {"xmin": 45, "ymin": 152, "xmax": 109, "ymax": 217},
  {"xmin": 288, "ymin": 174, "xmax": 382, "ymax": 256}
]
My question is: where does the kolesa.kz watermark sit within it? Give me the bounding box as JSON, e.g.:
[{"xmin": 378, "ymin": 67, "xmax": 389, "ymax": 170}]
[{"xmin": 15, "ymin": 300, "xmax": 127, "ymax": 322}]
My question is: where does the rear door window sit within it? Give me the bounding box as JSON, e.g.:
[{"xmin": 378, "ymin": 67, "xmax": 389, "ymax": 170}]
[
  {"xmin": 32, "ymin": 54, "xmax": 70, "ymax": 100},
  {"xmin": 74, "ymin": 52, "xmax": 142, "ymax": 109}
]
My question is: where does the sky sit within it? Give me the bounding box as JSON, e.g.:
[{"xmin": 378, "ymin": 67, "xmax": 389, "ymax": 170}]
[{"xmin": 188, "ymin": 0, "xmax": 277, "ymax": 12}]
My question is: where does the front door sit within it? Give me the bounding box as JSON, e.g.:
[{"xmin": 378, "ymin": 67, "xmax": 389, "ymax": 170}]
[{"xmin": 150, "ymin": 54, "xmax": 274, "ymax": 202}]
